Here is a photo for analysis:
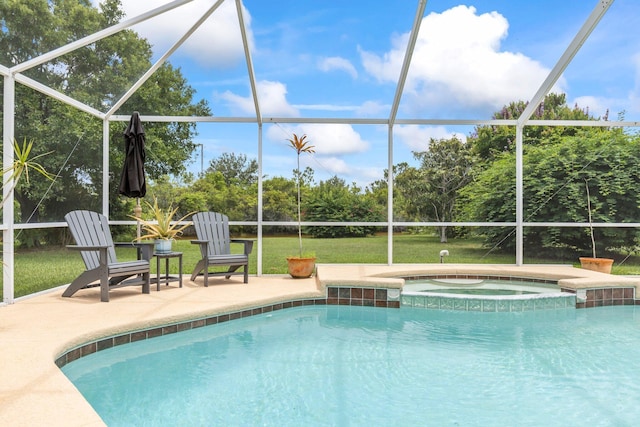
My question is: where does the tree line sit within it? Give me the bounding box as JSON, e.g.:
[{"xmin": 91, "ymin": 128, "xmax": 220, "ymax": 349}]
[{"xmin": 143, "ymin": 92, "xmax": 640, "ymax": 261}]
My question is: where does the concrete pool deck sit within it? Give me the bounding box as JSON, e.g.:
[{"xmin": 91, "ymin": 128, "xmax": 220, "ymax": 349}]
[{"xmin": 1, "ymin": 264, "xmax": 639, "ymax": 426}]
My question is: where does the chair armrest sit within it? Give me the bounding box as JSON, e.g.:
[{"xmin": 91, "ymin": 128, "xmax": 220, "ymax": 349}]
[
  {"xmin": 231, "ymin": 239, "xmax": 255, "ymax": 255},
  {"xmin": 114, "ymin": 241, "xmax": 154, "ymax": 261},
  {"xmin": 191, "ymin": 239, "xmax": 209, "ymax": 254},
  {"xmin": 67, "ymin": 244, "xmax": 109, "ymax": 251},
  {"xmin": 67, "ymin": 245, "xmax": 109, "ymax": 267}
]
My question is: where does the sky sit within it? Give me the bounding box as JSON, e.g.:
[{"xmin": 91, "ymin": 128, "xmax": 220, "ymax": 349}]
[{"xmin": 89, "ymin": 0, "xmax": 640, "ymax": 187}]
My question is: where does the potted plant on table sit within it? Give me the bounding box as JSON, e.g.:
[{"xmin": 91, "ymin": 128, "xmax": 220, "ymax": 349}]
[
  {"xmin": 131, "ymin": 197, "xmax": 193, "ymax": 253},
  {"xmin": 286, "ymin": 133, "xmax": 316, "ymax": 278},
  {"xmin": 579, "ymin": 179, "xmax": 614, "ymax": 273}
]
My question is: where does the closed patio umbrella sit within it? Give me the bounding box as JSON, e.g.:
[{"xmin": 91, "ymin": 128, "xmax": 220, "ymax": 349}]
[
  {"xmin": 119, "ymin": 111, "xmax": 146, "ymax": 198},
  {"xmin": 119, "ymin": 111, "xmax": 146, "ymax": 237}
]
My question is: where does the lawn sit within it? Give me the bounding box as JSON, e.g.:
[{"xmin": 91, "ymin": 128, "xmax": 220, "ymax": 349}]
[{"xmin": 3, "ymin": 234, "xmax": 640, "ymax": 298}]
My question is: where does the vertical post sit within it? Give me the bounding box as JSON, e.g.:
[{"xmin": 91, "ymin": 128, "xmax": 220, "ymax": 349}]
[
  {"xmin": 103, "ymin": 119, "xmax": 110, "ymax": 217},
  {"xmin": 387, "ymin": 124, "xmax": 394, "ymax": 265},
  {"xmin": 515, "ymin": 124, "xmax": 523, "ymax": 266},
  {"xmin": 257, "ymin": 124, "xmax": 263, "ymax": 276},
  {"xmin": 3, "ymin": 75, "xmax": 16, "ymax": 304}
]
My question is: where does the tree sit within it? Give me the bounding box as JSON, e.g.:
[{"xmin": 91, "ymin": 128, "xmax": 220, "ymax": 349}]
[
  {"xmin": 187, "ymin": 169, "xmax": 257, "ymax": 222},
  {"xmin": 460, "ymin": 128, "xmax": 640, "ymax": 257},
  {"xmin": 304, "ymin": 176, "xmax": 384, "ymax": 238},
  {"xmin": 262, "ymin": 176, "xmax": 297, "ymax": 228},
  {"xmin": 396, "ymin": 137, "xmax": 475, "ymax": 242},
  {"xmin": 206, "ymin": 153, "xmax": 258, "ymax": 187},
  {"xmin": 287, "ymin": 133, "xmax": 315, "ymax": 257},
  {"xmin": 469, "ymin": 93, "xmax": 604, "ymax": 161},
  {"xmin": 0, "ymin": 0, "xmax": 210, "ymax": 239}
]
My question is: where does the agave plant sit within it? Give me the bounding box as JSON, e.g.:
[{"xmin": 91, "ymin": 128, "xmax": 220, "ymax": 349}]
[
  {"xmin": 131, "ymin": 197, "xmax": 194, "ymax": 241},
  {"xmin": 1, "ymin": 138, "xmax": 54, "ymax": 207},
  {"xmin": 286, "ymin": 133, "xmax": 315, "ymax": 258}
]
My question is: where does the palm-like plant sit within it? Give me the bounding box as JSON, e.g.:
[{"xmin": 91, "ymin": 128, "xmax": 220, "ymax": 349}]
[
  {"xmin": 2, "ymin": 138, "xmax": 54, "ymax": 207},
  {"xmin": 131, "ymin": 197, "xmax": 193, "ymax": 241},
  {"xmin": 585, "ymin": 179, "xmax": 597, "ymax": 258},
  {"xmin": 287, "ymin": 133, "xmax": 315, "ymax": 258}
]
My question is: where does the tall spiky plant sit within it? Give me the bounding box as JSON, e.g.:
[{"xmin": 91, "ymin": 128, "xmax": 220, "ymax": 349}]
[
  {"xmin": 2, "ymin": 138, "xmax": 54, "ymax": 207},
  {"xmin": 585, "ymin": 179, "xmax": 597, "ymax": 258},
  {"xmin": 287, "ymin": 133, "xmax": 315, "ymax": 258},
  {"xmin": 131, "ymin": 196, "xmax": 194, "ymax": 241}
]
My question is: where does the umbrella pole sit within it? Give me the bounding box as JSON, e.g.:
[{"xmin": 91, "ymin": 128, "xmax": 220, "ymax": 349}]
[{"xmin": 134, "ymin": 197, "xmax": 142, "ymax": 239}]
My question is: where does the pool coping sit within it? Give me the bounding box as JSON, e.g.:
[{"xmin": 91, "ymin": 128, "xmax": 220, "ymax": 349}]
[{"xmin": 1, "ymin": 263, "xmax": 639, "ymax": 426}]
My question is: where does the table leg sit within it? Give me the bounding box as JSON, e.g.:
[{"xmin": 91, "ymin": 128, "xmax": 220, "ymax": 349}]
[
  {"xmin": 179, "ymin": 254, "xmax": 183, "ymax": 287},
  {"xmin": 156, "ymin": 255, "xmax": 161, "ymax": 291},
  {"xmin": 165, "ymin": 258, "xmax": 169, "ymax": 286}
]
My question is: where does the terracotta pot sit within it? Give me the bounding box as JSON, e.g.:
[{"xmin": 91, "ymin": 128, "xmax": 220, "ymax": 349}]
[
  {"xmin": 286, "ymin": 257, "xmax": 316, "ymax": 278},
  {"xmin": 579, "ymin": 257, "xmax": 614, "ymax": 274}
]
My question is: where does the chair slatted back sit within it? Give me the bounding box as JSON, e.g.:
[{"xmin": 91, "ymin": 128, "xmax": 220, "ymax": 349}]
[
  {"xmin": 65, "ymin": 210, "xmax": 118, "ymax": 270},
  {"xmin": 192, "ymin": 212, "xmax": 231, "ymax": 257}
]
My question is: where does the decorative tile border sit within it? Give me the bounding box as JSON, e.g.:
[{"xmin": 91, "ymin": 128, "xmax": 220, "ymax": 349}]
[
  {"xmin": 326, "ymin": 286, "xmax": 400, "ymax": 308},
  {"xmin": 56, "ymin": 286, "xmax": 400, "ymax": 368},
  {"xmin": 401, "ymin": 274, "xmax": 558, "ymax": 285},
  {"xmin": 561, "ymin": 287, "xmax": 636, "ymax": 309},
  {"xmin": 401, "ymin": 293, "xmax": 576, "ymax": 312},
  {"xmin": 400, "ymin": 275, "xmax": 638, "ymax": 310}
]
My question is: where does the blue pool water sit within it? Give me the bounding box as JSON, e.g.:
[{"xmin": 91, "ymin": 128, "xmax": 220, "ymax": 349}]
[{"xmin": 63, "ymin": 305, "xmax": 640, "ymax": 426}]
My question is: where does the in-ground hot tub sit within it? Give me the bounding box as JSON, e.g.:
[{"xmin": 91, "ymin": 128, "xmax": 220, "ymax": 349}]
[{"xmin": 401, "ymin": 276, "xmax": 576, "ymax": 311}]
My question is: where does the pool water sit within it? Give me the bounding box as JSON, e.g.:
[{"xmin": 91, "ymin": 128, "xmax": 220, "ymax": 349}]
[
  {"xmin": 419, "ymin": 288, "xmax": 537, "ymax": 295},
  {"xmin": 403, "ymin": 278, "xmax": 561, "ymax": 295},
  {"xmin": 63, "ymin": 305, "xmax": 640, "ymax": 426}
]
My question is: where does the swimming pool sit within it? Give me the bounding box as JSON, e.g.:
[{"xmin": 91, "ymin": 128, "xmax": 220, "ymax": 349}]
[{"xmin": 63, "ymin": 304, "xmax": 640, "ymax": 426}]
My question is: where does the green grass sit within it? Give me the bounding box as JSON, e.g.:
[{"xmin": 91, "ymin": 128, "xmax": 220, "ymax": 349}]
[{"xmin": 3, "ymin": 234, "xmax": 640, "ymax": 298}]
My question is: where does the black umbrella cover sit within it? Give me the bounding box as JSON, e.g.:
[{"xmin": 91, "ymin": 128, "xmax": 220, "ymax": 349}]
[{"xmin": 119, "ymin": 111, "xmax": 146, "ymax": 198}]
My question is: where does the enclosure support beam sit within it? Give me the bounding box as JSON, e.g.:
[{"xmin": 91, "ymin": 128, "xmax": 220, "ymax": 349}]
[
  {"xmin": 103, "ymin": 120, "xmax": 110, "ymax": 217},
  {"xmin": 389, "ymin": 0, "xmax": 427, "ymax": 125},
  {"xmin": 106, "ymin": 0, "xmax": 225, "ymax": 118},
  {"xmin": 257, "ymin": 124, "xmax": 263, "ymax": 276},
  {"xmin": 3, "ymin": 75, "xmax": 16, "ymax": 304},
  {"xmin": 388, "ymin": 125, "xmax": 394, "ymax": 265},
  {"xmin": 518, "ymin": 0, "xmax": 613, "ymax": 125},
  {"xmin": 11, "ymin": 0, "xmax": 195, "ymax": 74},
  {"xmin": 515, "ymin": 125, "xmax": 524, "ymax": 266},
  {"xmin": 237, "ymin": 0, "xmax": 262, "ymax": 126}
]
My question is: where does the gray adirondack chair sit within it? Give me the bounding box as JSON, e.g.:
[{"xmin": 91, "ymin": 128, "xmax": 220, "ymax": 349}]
[
  {"xmin": 190, "ymin": 212, "xmax": 254, "ymax": 286},
  {"xmin": 64, "ymin": 210, "xmax": 153, "ymax": 302}
]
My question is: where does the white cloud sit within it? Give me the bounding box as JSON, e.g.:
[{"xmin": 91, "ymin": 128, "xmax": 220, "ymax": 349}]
[
  {"xmin": 292, "ymin": 104, "xmax": 359, "ymax": 111},
  {"xmin": 360, "ymin": 5, "xmax": 565, "ymax": 115},
  {"xmin": 356, "ymin": 101, "xmax": 388, "ymax": 116},
  {"xmin": 571, "ymin": 96, "xmax": 609, "ymax": 119},
  {"xmin": 394, "ymin": 125, "xmax": 466, "ymax": 152},
  {"xmin": 115, "ymin": 0, "xmax": 252, "ymax": 69},
  {"xmin": 315, "ymin": 156, "xmax": 350, "ymax": 175},
  {"xmin": 266, "ymin": 123, "xmax": 369, "ymax": 157},
  {"xmin": 294, "ymin": 124, "xmax": 369, "ymax": 155},
  {"xmin": 318, "ymin": 56, "xmax": 358, "ymax": 79},
  {"xmin": 219, "ymin": 80, "xmax": 300, "ymax": 116}
]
